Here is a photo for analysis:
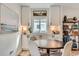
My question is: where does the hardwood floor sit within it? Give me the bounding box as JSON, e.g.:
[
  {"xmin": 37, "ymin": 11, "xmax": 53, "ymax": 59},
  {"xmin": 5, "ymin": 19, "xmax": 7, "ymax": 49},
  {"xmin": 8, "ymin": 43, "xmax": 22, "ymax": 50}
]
[
  {"xmin": 17, "ymin": 49, "xmax": 79, "ymax": 56},
  {"xmin": 18, "ymin": 50, "xmax": 30, "ymax": 56},
  {"xmin": 71, "ymin": 50, "xmax": 79, "ymax": 56}
]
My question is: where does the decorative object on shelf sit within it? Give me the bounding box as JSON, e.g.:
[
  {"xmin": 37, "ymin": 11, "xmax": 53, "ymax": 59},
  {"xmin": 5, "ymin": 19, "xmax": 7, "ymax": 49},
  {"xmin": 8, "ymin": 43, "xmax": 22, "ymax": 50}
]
[
  {"xmin": 63, "ymin": 16, "xmax": 67, "ymax": 22},
  {"xmin": 63, "ymin": 16, "xmax": 78, "ymax": 23},
  {"xmin": 72, "ymin": 24, "xmax": 79, "ymax": 29},
  {"xmin": 50, "ymin": 25, "xmax": 60, "ymax": 37},
  {"xmin": 30, "ymin": 36, "xmax": 37, "ymax": 41},
  {"xmin": 28, "ymin": 26, "xmax": 32, "ymax": 33},
  {"xmin": 63, "ymin": 31, "xmax": 71, "ymax": 46},
  {"xmin": 73, "ymin": 17, "xmax": 77, "ymax": 21},
  {"xmin": 71, "ymin": 31, "xmax": 79, "ymax": 36},
  {"xmin": 63, "ymin": 25, "xmax": 69, "ymax": 30},
  {"xmin": 72, "ymin": 40, "xmax": 77, "ymax": 49},
  {"xmin": 67, "ymin": 18, "xmax": 73, "ymax": 22}
]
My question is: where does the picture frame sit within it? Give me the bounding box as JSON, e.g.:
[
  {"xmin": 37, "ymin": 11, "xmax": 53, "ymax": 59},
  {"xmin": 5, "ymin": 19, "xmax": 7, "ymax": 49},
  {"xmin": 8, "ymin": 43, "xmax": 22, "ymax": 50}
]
[
  {"xmin": 33, "ymin": 10, "xmax": 47, "ymax": 16},
  {"xmin": 0, "ymin": 4, "xmax": 19, "ymax": 33}
]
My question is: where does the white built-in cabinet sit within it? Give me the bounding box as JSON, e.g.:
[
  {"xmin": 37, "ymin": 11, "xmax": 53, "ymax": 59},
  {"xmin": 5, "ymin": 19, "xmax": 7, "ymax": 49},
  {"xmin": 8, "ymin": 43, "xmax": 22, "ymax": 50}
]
[
  {"xmin": 50, "ymin": 5, "xmax": 63, "ymax": 26},
  {"xmin": 21, "ymin": 6, "xmax": 31, "ymax": 50},
  {"xmin": 21, "ymin": 6, "xmax": 31, "ymax": 25},
  {"xmin": 49, "ymin": 5, "xmax": 63, "ymax": 41}
]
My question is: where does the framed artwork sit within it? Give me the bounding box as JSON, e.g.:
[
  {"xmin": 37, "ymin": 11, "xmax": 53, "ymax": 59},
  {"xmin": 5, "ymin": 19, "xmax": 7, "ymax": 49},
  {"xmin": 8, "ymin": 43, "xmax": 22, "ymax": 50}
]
[
  {"xmin": 0, "ymin": 4, "xmax": 19, "ymax": 33},
  {"xmin": 33, "ymin": 10, "xmax": 47, "ymax": 16}
]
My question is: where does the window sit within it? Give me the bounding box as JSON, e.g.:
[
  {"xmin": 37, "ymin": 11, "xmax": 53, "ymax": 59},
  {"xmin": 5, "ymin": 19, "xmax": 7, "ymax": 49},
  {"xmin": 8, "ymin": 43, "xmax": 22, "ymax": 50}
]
[{"xmin": 32, "ymin": 19, "xmax": 47, "ymax": 33}]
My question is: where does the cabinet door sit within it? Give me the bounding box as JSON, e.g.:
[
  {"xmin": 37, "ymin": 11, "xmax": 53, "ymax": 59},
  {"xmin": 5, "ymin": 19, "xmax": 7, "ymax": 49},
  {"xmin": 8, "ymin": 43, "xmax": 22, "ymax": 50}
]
[
  {"xmin": 21, "ymin": 6, "xmax": 30, "ymax": 25},
  {"xmin": 40, "ymin": 19, "xmax": 47, "ymax": 33},
  {"xmin": 50, "ymin": 5, "xmax": 63, "ymax": 41},
  {"xmin": 50, "ymin": 5, "xmax": 62, "ymax": 25},
  {"xmin": 33, "ymin": 19, "xmax": 40, "ymax": 33}
]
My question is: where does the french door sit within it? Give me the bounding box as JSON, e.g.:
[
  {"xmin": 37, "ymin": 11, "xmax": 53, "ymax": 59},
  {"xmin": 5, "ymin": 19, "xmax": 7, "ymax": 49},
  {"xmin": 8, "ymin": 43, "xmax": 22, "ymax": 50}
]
[{"xmin": 32, "ymin": 19, "xmax": 47, "ymax": 33}]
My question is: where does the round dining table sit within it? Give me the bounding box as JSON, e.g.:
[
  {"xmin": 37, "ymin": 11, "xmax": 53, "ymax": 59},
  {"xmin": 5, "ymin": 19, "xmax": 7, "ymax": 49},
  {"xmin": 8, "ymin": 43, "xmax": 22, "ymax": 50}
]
[{"xmin": 38, "ymin": 40, "xmax": 63, "ymax": 56}]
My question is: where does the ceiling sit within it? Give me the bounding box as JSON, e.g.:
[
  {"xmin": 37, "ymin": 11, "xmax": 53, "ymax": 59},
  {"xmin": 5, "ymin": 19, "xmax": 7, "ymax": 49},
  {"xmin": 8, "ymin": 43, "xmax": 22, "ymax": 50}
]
[
  {"xmin": 57, "ymin": 3, "xmax": 79, "ymax": 8},
  {"xmin": 19, "ymin": 3, "xmax": 54, "ymax": 8},
  {"xmin": 19, "ymin": 3, "xmax": 79, "ymax": 8}
]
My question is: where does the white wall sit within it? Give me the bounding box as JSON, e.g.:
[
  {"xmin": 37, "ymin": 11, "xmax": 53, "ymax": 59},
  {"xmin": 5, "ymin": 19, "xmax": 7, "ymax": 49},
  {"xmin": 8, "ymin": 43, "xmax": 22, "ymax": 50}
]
[
  {"xmin": 3, "ymin": 3, "xmax": 22, "ymax": 55},
  {"xmin": 3, "ymin": 3, "xmax": 20, "ymax": 16},
  {"xmin": 63, "ymin": 6, "xmax": 79, "ymax": 19},
  {"xmin": 0, "ymin": 3, "xmax": 21, "ymax": 55}
]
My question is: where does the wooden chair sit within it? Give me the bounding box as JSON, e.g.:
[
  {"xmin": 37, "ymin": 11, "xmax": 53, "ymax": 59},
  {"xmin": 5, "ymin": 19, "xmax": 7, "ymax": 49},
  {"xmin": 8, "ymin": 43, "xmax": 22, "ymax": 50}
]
[
  {"xmin": 62, "ymin": 41, "xmax": 73, "ymax": 56},
  {"xmin": 28, "ymin": 40, "xmax": 40, "ymax": 56}
]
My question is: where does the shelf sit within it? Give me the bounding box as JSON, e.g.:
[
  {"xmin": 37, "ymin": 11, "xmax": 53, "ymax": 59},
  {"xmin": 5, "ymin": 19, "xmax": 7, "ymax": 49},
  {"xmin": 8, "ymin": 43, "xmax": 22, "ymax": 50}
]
[
  {"xmin": 63, "ymin": 21, "xmax": 77, "ymax": 23},
  {"xmin": 63, "ymin": 34, "xmax": 79, "ymax": 36},
  {"xmin": 72, "ymin": 26, "xmax": 79, "ymax": 29},
  {"xmin": 69, "ymin": 35, "xmax": 79, "ymax": 36},
  {"xmin": 63, "ymin": 17, "xmax": 79, "ymax": 50},
  {"xmin": 72, "ymin": 48, "xmax": 79, "ymax": 51},
  {"xmin": 72, "ymin": 28, "xmax": 79, "ymax": 29}
]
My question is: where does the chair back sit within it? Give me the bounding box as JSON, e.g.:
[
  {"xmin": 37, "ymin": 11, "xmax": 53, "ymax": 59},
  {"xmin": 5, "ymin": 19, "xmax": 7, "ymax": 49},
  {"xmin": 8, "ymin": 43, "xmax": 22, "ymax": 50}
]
[
  {"xmin": 28, "ymin": 40, "xmax": 40, "ymax": 56},
  {"xmin": 62, "ymin": 41, "xmax": 73, "ymax": 56},
  {"xmin": 39, "ymin": 39, "xmax": 48, "ymax": 46}
]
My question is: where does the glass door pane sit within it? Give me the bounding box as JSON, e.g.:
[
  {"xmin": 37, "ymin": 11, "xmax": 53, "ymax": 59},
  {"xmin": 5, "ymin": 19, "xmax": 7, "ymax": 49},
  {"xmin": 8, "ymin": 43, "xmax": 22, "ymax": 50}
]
[
  {"xmin": 33, "ymin": 20, "xmax": 40, "ymax": 33},
  {"xmin": 40, "ymin": 19, "xmax": 47, "ymax": 33}
]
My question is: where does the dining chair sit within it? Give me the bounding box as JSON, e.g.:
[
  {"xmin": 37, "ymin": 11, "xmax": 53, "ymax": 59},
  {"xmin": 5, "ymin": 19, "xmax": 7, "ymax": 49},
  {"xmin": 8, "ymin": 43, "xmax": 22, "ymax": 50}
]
[
  {"xmin": 39, "ymin": 39, "xmax": 48, "ymax": 46},
  {"xmin": 48, "ymin": 40, "xmax": 62, "ymax": 56},
  {"xmin": 33, "ymin": 39, "xmax": 48, "ymax": 56},
  {"xmin": 39, "ymin": 39, "xmax": 48, "ymax": 56},
  {"xmin": 34, "ymin": 40, "xmax": 40, "ymax": 46},
  {"xmin": 28, "ymin": 40, "xmax": 41, "ymax": 56},
  {"xmin": 62, "ymin": 40, "xmax": 73, "ymax": 56},
  {"xmin": 30, "ymin": 35, "xmax": 48, "ymax": 56}
]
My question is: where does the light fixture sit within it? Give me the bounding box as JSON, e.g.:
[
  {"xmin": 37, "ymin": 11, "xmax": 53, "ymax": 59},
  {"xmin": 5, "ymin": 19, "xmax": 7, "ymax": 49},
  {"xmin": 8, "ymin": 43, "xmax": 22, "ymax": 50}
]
[
  {"xmin": 50, "ymin": 25, "xmax": 60, "ymax": 34},
  {"xmin": 19, "ymin": 25, "xmax": 28, "ymax": 35}
]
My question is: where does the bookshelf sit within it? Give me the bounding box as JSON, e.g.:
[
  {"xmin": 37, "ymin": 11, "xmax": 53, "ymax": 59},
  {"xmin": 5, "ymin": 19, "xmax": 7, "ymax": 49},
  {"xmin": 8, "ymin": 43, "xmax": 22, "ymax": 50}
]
[{"xmin": 63, "ymin": 16, "xmax": 79, "ymax": 50}]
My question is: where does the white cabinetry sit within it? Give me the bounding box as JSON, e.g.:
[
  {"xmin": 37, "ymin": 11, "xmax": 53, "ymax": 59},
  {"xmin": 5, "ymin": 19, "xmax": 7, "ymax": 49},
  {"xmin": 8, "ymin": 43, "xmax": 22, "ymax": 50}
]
[
  {"xmin": 21, "ymin": 6, "xmax": 31, "ymax": 25},
  {"xmin": 49, "ymin": 5, "xmax": 63, "ymax": 41},
  {"xmin": 50, "ymin": 5, "xmax": 63, "ymax": 26}
]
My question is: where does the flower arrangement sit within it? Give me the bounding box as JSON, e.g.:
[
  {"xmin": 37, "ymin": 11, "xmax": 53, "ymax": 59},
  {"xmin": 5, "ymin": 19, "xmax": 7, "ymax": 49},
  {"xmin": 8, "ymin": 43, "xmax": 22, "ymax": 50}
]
[{"xmin": 28, "ymin": 27, "xmax": 32, "ymax": 33}]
